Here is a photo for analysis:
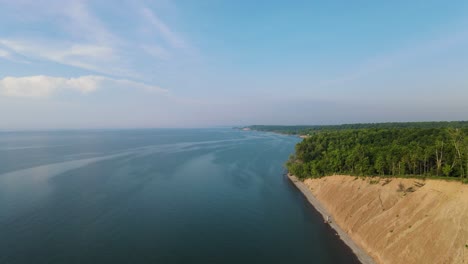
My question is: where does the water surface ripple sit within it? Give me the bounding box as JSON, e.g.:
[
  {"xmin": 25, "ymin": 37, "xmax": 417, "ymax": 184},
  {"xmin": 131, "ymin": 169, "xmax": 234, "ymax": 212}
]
[{"xmin": 0, "ymin": 129, "xmax": 359, "ymax": 263}]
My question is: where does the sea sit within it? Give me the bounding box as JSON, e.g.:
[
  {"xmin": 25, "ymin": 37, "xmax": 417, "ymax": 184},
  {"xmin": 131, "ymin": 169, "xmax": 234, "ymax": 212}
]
[{"xmin": 0, "ymin": 128, "xmax": 359, "ymax": 263}]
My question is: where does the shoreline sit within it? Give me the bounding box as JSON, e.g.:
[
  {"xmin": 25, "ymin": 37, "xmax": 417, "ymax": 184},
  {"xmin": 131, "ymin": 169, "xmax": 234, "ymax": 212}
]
[{"xmin": 287, "ymin": 174, "xmax": 376, "ymax": 264}]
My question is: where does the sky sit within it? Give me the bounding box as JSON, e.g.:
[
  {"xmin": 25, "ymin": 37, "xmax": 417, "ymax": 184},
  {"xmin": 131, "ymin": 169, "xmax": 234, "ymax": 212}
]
[{"xmin": 0, "ymin": 0, "xmax": 468, "ymax": 129}]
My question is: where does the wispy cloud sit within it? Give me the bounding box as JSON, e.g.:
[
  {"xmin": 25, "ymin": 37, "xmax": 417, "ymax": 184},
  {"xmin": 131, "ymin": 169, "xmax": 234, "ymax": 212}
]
[
  {"xmin": 0, "ymin": 46, "xmax": 30, "ymax": 63},
  {"xmin": 0, "ymin": 75, "xmax": 168, "ymax": 97},
  {"xmin": 0, "ymin": 0, "xmax": 118, "ymax": 44},
  {"xmin": 0, "ymin": 0, "xmax": 197, "ymax": 82},
  {"xmin": 0, "ymin": 38, "xmax": 140, "ymax": 78},
  {"xmin": 0, "ymin": 48, "xmax": 9, "ymax": 58},
  {"xmin": 62, "ymin": 0, "xmax": 119, "ymax": 44},
  {"xmin": 0, "ymin": 0, "xmax": 132, "ymax": 77},
  {"xmin": 141, "ymin": 7, "xmax": 187, "ymax": 50}
]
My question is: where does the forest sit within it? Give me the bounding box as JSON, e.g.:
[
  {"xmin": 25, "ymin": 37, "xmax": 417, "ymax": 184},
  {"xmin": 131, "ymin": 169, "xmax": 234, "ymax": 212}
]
[
  {"xmin": 249, "ymin": 121, "xmax": 468, "ymax": 135},
  {"xmin": 264, "ymin": 123, "xmax": 468, "ymax": 180},
  {"xmin": 285, "ymin": 127, "xmax": 468, "ymax": 180}
]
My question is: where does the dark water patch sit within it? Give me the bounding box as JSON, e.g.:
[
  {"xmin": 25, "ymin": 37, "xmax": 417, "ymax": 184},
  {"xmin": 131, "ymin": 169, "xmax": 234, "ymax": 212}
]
[{"xmin": 0, "ymin": 129, "xmax": 360, "ymax": 264}]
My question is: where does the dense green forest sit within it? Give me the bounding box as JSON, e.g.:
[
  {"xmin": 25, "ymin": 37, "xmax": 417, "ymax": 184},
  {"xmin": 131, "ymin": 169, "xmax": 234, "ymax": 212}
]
[
  {"xmin": 249, "ymin": 121, "xmax": 468, "ymax": 135},
  {"xmin": 249, "ymin": 122, "xmax": 468, "ymax": 180},
  {"xmin": 285, "ymin": 127, "xmax": 468, "ymax": 180}
]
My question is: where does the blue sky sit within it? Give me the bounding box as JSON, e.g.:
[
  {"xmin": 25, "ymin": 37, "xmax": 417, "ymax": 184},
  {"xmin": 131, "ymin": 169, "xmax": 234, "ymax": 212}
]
[{"xmin": 0, "ymin": 0, "xmax": 467, "ymax": 129}]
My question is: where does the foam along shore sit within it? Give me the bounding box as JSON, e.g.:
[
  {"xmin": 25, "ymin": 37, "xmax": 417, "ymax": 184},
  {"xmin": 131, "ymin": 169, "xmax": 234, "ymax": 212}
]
[
  {"xmin": 292, "ymin": 174, "xmax": 468, "ymax": 264},
  {"xmin": 287, "ymin": 174, "xmax": 376, "ymax": 264}
]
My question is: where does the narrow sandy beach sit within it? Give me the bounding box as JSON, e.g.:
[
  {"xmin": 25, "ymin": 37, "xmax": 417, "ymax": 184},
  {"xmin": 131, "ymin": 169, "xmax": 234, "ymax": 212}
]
[{"xmin": 287, "ymin": 174, "xmax": 376, "ymax": 264}]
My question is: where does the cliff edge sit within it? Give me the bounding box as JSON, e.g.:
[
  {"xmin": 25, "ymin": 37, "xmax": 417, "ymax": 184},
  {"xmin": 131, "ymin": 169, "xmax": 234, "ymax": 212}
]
[{"xmin": 303, "ymin": 175, "xmax": 468, "ymax": 264}]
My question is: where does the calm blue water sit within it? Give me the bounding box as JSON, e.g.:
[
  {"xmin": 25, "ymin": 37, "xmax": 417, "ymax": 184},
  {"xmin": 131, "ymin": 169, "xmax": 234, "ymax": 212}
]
[{"xmin": 0, "ymin": 129, "xmax": 359, "ymax": 263}]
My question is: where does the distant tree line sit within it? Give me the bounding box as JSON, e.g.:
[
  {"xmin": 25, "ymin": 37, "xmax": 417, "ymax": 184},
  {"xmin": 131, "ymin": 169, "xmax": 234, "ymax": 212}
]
[
  {"xmin": 249, "ymin": 121, "xmax": 468, "ymax": 135},
  {"xmin": 285, "ymin": 127, "xmax": 468, "ymax": 180}
]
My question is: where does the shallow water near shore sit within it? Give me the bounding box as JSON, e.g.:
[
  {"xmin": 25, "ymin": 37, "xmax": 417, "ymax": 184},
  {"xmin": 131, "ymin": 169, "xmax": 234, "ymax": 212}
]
[{"xmin": 0, "ymin": 129, "xmax": 359, "ymax": 263}]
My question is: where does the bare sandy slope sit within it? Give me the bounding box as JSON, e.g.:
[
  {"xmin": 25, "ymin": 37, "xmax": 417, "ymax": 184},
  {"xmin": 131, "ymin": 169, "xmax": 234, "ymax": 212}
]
[{"xmin": 303, "ymin": 175, "xmax": 468, "ymax": 264}]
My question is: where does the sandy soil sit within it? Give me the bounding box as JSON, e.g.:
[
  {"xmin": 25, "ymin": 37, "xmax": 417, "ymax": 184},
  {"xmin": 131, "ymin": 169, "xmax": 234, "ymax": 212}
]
[
  {"xmin": 288, "ymin": 174, "xmax": 376, "ymax": 264},
  {"xmin": 302, "ymin": 175, "xmax": 468, "ymax": 264}
]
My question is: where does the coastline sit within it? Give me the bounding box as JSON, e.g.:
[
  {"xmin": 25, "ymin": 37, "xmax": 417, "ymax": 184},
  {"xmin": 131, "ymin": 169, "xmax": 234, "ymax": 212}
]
[{"xmin": 287, "ymin": 174, "xmax": 376, "ymax": 264}]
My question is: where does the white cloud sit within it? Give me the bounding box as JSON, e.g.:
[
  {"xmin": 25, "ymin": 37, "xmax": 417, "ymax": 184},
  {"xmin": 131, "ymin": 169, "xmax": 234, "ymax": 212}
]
[{"xmin": 0, "ymin": 75, "xmax": 167, "ymax": 97}]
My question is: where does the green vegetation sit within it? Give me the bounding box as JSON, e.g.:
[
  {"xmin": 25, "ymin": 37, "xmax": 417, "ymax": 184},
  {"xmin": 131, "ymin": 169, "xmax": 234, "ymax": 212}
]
[
  {"xmin": 249, "ymin": 121, "xmax": 468, "ymax": 135},
  {"xmin": 258, "ymin": 122, "xmax": 468, "ymax": 181}
]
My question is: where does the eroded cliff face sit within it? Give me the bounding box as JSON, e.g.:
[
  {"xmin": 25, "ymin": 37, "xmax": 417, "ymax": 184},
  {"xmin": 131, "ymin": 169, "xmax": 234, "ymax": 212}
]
[{"xmin": 304, "ymin": 176, "xmax": 468, "ymax": 264}]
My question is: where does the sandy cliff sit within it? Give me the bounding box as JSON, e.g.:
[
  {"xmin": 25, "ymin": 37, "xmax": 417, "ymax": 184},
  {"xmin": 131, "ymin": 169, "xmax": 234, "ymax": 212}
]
[{"xmin": 303, "ymin": 176, "xmax": 468, "ymax": 264}]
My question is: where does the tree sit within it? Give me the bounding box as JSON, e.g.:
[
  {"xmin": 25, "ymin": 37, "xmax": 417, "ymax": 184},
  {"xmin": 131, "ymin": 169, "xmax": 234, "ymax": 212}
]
[
  {"xmin": 448, "ymin": 128, "xmax": 464, "ymax": 178},
  {"xmin": 442, "ymin": 164, "xmax": 452, "ymax": 177},
  {"xmin": 375, "ymin": 154, "xmax": 386, "ymax": 176},
  {"xmin": 435, "ymin": 140, "xmax": 444, "ymax": 176}
]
